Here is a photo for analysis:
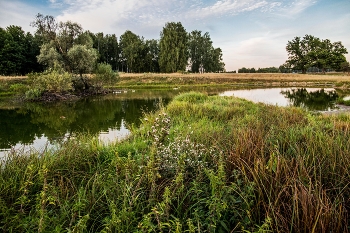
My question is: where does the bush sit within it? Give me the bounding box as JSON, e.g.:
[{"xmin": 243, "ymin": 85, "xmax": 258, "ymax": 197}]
[
  {"xmin": 9, "ymin": 83, "xmax": 28, "ymax": 93},
  {"xmin": 94, "ymin": 63, "xmax": 119, "ymax": 87},
  {"xmin": 25, "ymin": 88, "xmax": 42, "ymax": 100},
  {"xmin": 28, "ymin": 70, "xmax": 73, "ymax": 93}
]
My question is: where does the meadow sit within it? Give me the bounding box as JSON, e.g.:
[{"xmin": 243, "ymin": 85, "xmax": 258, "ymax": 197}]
[{"xmin": 1, "ymin": 91, "xmax": 349, "ymax": 232}]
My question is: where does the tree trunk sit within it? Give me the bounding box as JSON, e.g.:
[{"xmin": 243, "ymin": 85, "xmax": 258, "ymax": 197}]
[{"xmin": 80, "ymin": 73, "xmax": 89, "ymax": 90}]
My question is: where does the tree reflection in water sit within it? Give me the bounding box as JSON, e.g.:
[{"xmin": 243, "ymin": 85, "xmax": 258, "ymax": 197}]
[
  {"xmin": 281, "ymin": 88, "xmax": 338, "ymax": 111},
  {"xmin": 0, "ymin": 96, "xmax": 169, "ymax": 149}
]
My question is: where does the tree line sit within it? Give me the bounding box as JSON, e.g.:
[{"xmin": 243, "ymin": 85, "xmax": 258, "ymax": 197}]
[
  {"xmin": 239, "ymin": 35, "xmax": 349, "ymax": 74},
  {"xmin": 0, "ymin": 14, "xmax": 225, "ymax": 76},
  {"xmin": 238, "ymin": 67, "xmax": 280, "ymax": 73},
  {"xmin": 283, "ymin": 34, "xmax": 348, "ymax": 73}
]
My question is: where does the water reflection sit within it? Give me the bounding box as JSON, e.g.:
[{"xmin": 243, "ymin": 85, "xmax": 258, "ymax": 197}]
[
  {"xmin": 0, "ymin": 95, "xmax": 169, "ymax": 155},
  {"xmin": 281, "ymin": 88, "xmax": 338, "ymax": 110},
  {"xmin": 220, "ymin": 88, "xmax": 338, "ymax": 110},
  {"xmin": 0, "ymin": 87, "xmax": 341, "ymax": 156},
  {"xmin": 0, "ymin": 87, "xmax": 237, "ymax": 156}
]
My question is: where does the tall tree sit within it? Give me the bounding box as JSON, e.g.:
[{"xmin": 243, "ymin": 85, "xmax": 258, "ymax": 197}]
[
  {"xmin": 91, "ymin": 32, "xmax": 119, "ymax": 70},
  {"xmin": 119, "ymin": 30, "xmax": 143, "ymax": 73},
  {"xmin": 188, "ymin": 30, "xmax": 211, "ymax": 73},
  {"xmin": 159, "ymin": 22, "xmax": 188, "ymax": 73},
  {"xmin": 31, "ymin": 14, "xmax": 97, "ymax": 74},
  {"xmin": 208, "ymin": 47, "xmax": 225, "ymax": 72},
  {"xmin": 144, "ymin": 39, "xmax": 160, "ymax": 72},
  {"xmin": 0, "ymin": 26, "xmax": 25, "ymax": 75},
  {"xmin": 0, "ymin": 26, "xmax": 42, "ymax": 75},
  {"xmin": 285, "ymin": 35, "xmax": 348, "ymax": 73}
]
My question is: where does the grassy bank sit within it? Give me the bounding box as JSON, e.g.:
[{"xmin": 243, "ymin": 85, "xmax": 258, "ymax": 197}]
[
  {"xmin": 1, "ymin": 92, "xmax": 350, "ymax": 232},
  {"xmin": 2, "ymin": 73, "xmax": 350, "ymax": 92}
]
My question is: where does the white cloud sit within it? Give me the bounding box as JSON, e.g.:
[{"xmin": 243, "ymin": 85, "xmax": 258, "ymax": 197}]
[
  {"xmin": 55, "ymin": 0, "xmax": 180, "ymax": 35},
  {"xmin": 227, "ymin": 34, "xmax": 288, "ymax": 70},
  {"xmin": 0, "ymin": 1, "xmax": 37, "ymax": 32},
  {"xmin": 192, "ymin": 0, "xmax": 269, "ymax": 18},
  {"xmin": 278, "ymin": 0, "xmax": 317, "ymax": 16}
]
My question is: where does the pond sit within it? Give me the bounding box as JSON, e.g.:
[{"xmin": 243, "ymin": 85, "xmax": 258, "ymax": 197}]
[
  {"xmin": 220, "ymin": 87, "xmax": 339, "ymax": 111},
  {"xmin": 0, "ymin": 87, "xmax": 341, "ymax": 157}
]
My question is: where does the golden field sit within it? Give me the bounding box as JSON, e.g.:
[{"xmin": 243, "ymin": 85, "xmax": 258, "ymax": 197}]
[
  {"xmin": 119, "ymin": 72, "xmax": 350, "ymax": 81},
  {"xmin": 1, "ymin": 73, "xmax": 349, "ymax": 88}
]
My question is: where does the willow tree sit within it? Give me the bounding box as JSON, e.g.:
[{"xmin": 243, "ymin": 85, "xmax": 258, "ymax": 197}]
[
  {"xmin": 32, "ymin": 14, "xmax": 98, "ymax": 74},
  {"xmin": 159, "ymin": 22, "xmax": 188, "ymax": 73}
]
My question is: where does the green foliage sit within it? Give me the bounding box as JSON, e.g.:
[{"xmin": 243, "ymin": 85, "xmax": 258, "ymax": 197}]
[
  {"xmin": 119, "ymin": 30, "xmax": 144, "ymax": 73},
  {"xmin": 94, "ymin": 63, "xmax": 119, "ymax": 86},
  {"xmin": 1, "ymin": 92, "xmax": 350, "ymax": 232},
  {"xmin": 285, "ymin": 35, "xmax": 348, "ymax": 73},
  {"xmin": 337, "ymin": 98, "xmax": 350, "ymax": 106},
  {"xmin": 340, "ymin": 61, "xmax": 350, "ymax": 73},
  {"xmin": 27, "ymin": 69, "xmax": 73, "ymax": 94},
  {"xmin": 37, "ymin": 42, "xmax": 63, "ymax": 69},
  {"xmin": 2, "ymin": 16, "xmax": 225, "ymax": 75},
  {"xmin": 238, "ymin": 67, "xmax": 280, "ymax": 73},
  {"xmin": 188, "ymin": 30, "xmax": 225, "ymax": 73},
  {"xmin": 9, "ymin": 83, "xmax": 28, "ymax": 93},
  {"xmin": 67, "ymin": 44, "xmax": 98, "ymax": 76},
  {"xmin": 33, "ymin": 14, "xmax": 97, "ymax": 77},
  {"xmin": 159, "ymin": 22, "xmax": 189, "ymax": 73},
  {"xmin": 89, "ymin": 32, "xmax": 119, "ymax": 70},
  {"xmin": 0, "ymin": 26, "xmax": 43, "ymax": 75},
  {"xmin": 25, "ymin": 88, "xmax": 43, "ymax": 100}
]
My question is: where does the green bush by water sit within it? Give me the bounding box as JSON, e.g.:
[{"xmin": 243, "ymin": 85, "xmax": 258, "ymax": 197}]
[{"xmin": 0, "ymin": 92, "xmax": 349, "ymax": 232}]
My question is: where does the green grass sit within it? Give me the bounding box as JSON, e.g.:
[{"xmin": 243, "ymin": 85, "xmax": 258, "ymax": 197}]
[
  {"xmin": 1, "ymin": 92, "xmax": 349, "ymax": 232},
  {"xmin": 337, "ymin": 98, "xmax": 350, "ymax": 106}
]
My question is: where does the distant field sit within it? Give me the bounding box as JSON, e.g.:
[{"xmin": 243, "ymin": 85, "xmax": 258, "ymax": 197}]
[
  {"xmin": 0, "ymin": 76, "xmax": 27, "ymax": 80},
  {"xmin": 1, "ymin": 72, "xmax": 349, "ymax": 82},
  {"xmin": 119, "ymin": 72, "xmax": 350, "ymax": 81}
]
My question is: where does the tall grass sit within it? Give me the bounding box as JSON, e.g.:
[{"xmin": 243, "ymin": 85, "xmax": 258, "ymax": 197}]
[{"xmin": 1, "ymin": 92, "xmax": 349, "ymax": 232}]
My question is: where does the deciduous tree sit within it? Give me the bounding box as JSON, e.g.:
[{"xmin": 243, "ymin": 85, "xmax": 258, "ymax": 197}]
[
  {"xmin": 32, "ymin": 14, "xmax": 98, "ymax": 74},
  {"xmin": 285, "ymin": 35, "xmax": 348, "ymax": 73},
  {"xmin": 159, "ymin": 22, "xmax": 188, "ymax": 73},
  {"xmin": 119, "ymin": 30, "xmax": 143, "ymax": 73}
]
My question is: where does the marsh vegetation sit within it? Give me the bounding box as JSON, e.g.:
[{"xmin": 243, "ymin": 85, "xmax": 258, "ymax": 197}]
[{"xmin": 1, "ymin": 92, "xmax": 349, "ymax": 232}]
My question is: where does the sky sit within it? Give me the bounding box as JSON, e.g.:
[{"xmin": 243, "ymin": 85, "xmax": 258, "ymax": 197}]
[{"xmin": 0, "ymin": 0, "xmax": 349, "ymax": 72}]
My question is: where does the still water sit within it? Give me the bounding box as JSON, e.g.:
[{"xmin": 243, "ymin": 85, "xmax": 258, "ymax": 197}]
[
  {"xmin": 220, "ymin": 87, "xmax": 338, "ymax": 111},
  {"xmin": 0, "ymin": 87, "xmax": 340, "ymax": 157}
]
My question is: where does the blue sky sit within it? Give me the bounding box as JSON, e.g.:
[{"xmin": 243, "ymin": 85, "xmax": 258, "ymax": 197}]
[{"xmin": 1, "ymin": 0, "xmax": 349, "ymax": 71}]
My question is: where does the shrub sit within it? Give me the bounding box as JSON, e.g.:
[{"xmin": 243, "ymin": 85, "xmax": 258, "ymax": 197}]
[
  {"xmin": 28, "ymin": 70, "xmax": 73, "ymax": 93},
  {"xmin": 94, "ymin": 63, "xmax": 119, "ymax": 87},
  {"xmin": 25, "ymin": 88, "xmax": 43, "ymax": 100},
  {"xmin": 9, "ymin": 83, "xmax": 28, "ymax": 93}
]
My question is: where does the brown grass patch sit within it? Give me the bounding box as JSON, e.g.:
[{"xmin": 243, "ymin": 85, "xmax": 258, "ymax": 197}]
[
  {"xmin": 119, "ymin": 72, "xmax": 350, "ymax": 82},
  {"xmin": 0, "ymin": 76, "xmax": 27, "ymax": 81}
]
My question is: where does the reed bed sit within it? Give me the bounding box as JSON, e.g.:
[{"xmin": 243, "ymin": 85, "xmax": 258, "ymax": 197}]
[{"xmin": 1, "ymin": 92, "xmax": 349, "ymax": 232}]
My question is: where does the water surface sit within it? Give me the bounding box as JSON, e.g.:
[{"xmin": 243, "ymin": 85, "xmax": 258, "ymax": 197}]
[
  {"xmin": 220, "ymin": 87, "xmax": 338, "ymax": 111},
  {"xmin": 0, "ymin": 87, "xmax": 341, "ymax": 157}
]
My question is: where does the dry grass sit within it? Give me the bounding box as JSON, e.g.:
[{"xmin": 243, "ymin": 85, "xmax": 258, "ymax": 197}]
[
  {"xmin": 2, "ymin": 73, "xmax": 349, "ymax": 82},
  {"xmin": 119, "ymin": 72, "xmax": 350, "ymax": 82},
  {"xmin": 0, "ymin": 76, "xmax": 27, "ymax": 81}
]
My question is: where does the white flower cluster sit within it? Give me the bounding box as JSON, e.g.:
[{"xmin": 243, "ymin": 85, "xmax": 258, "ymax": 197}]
[
  {"xmin": 149, "ymin": 112, "xmax": 171, "ymax": 146},
  {"xmin": 156, "ymin": 134, "xmax": 210, "ymax": 177}
]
